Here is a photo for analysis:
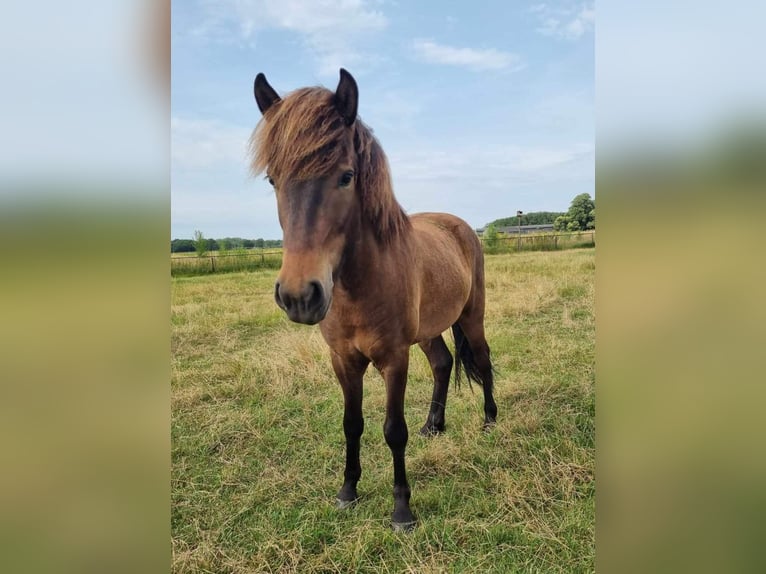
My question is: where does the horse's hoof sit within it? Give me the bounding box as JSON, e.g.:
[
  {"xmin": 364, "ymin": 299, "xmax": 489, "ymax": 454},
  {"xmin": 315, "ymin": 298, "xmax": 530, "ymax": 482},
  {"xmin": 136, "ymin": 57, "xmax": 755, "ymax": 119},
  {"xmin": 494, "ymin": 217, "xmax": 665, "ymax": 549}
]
[
  {"xmin": 391, "ymin": 520, "xmax": 417, "ymax": 533},
  {"xmin": 336, "ymin": 498, "xmax": 358, "ymax": 510},
  {"xmin": 419, "ymin": 424, "xmax": 445, "ymax": 437},
  {"xmin": 482, "ymin": 420, "xmax": 497, "ymax": 432}
]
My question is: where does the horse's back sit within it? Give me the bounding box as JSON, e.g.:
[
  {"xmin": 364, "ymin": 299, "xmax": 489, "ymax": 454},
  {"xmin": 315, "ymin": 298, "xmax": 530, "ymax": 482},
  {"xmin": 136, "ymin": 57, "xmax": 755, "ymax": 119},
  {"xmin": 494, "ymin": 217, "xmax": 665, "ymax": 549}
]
[
  {"xmin": 410, "ymin": 212, "xmax": 482, "ymax": 266},
  {"xmin": 409, "ymin": 213, "xmax": 483, "ymax": 340}
]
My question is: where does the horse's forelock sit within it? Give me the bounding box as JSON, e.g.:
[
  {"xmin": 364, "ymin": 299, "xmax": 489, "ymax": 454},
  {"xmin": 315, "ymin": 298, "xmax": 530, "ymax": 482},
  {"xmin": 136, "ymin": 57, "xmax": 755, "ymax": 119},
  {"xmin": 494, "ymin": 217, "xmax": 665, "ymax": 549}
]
[
  {"xmin": 250, "ymin": 86, "xmax": 410, "ymax": 243},
  {"xmin": 251, "ymin": 87, "xmax": 347, "ymax": 181}
]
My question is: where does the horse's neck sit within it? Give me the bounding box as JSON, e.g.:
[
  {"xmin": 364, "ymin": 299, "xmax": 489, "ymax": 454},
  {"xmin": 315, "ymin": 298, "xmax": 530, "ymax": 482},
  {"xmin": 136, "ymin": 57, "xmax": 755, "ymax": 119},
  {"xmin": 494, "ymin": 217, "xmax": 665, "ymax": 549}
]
[{"xmin": 336, "ymin": 222, "xmax": 413, "ymax": 295}]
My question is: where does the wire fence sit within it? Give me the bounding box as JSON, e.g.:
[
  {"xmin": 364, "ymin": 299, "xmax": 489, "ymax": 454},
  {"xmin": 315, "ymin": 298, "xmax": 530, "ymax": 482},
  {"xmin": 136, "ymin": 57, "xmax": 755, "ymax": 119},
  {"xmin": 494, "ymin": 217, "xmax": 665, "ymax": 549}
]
[
  {"xmin": 170, "ymin": 232, "xmax": 595, "ymax": 277},
  {"xmin": 171, "ymin": 250, "xmax": 283, "ymax": 276},
  {"xmin": 483, "ymin": 231, "xmax": 595, "ymax": 254}
]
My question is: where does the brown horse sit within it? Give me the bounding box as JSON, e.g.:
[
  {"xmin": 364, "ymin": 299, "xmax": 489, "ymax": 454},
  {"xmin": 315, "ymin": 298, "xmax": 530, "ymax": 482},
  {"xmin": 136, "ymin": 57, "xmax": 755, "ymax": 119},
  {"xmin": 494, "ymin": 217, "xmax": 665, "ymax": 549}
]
[{"xmin": 250, "ymin": 69, "xmax": 497, "ymax": 531}]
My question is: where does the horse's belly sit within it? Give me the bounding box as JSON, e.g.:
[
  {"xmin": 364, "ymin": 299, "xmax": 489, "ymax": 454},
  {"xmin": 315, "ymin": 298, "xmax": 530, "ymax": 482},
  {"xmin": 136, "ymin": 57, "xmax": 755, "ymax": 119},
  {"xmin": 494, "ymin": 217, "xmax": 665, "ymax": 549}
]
[
  {"xmin": 414, "ymin": 277, "xmax": 471, "ymax": 342},
  {"xmin": 415, "ymin": 313, "xmax": 462, "ymax": 342},
  {"xmin": 410, "ymin": 213, "xmax": 477, "ymax": 343}
]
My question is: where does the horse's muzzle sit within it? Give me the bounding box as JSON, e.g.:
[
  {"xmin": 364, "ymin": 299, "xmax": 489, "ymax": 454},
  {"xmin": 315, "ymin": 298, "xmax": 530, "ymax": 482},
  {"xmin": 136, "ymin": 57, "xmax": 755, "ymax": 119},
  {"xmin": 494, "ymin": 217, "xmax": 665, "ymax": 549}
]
[{"xmin": 274, "ymin": 280, "xmax": 330, "ymax": 325}]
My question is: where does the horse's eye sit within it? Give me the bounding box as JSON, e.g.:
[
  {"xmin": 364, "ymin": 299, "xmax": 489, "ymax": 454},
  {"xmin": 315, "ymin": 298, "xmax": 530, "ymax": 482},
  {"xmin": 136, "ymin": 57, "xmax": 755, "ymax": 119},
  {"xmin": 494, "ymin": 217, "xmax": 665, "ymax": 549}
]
[
  {"xmin": 267, "ymin": 176, "xmax": 275, "ymax": 186},
  {"xmin": 339, "ymin": 171, "xmax": 354, "ymax": 188}
]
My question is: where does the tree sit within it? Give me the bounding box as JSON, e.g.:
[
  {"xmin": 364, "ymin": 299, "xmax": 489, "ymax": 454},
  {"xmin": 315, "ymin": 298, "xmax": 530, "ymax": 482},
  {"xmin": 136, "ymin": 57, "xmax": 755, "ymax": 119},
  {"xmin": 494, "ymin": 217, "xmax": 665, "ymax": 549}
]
[
  {"xmin": 483, "ymin": 223, "xmax": 499, "ymax": 253},
  {"xmin": 568, "ymin": 193, "xmax": 595, "ymax": 230},
  {"xmin": 554, "ymin": 215, "xmax": 571, "ymax": 231},
  {"xmin": 219, "ymin": 237, "xmax": 244, "ymax": 250},
  {"xmin": 555, "ymin": 194, "xmax": 595, "ymax": 231},
  {"xmin": 254, "ymin": 238, "xmax": 265, "ymax": 249},
  {"xmin": 487, "ymin": 211, "xmax": 565, "ymax": 228},
  {"xmin": 194, "ymin": 230, "xmax": 207, "ymax": 257},
  {"xmin": 171, "ymin": 239, "xmax": 195, "ymax": 253}
]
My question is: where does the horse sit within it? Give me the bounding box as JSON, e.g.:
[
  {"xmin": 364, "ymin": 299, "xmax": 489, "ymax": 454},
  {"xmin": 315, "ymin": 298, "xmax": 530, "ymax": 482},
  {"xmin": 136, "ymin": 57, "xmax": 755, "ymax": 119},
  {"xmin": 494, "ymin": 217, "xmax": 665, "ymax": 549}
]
[{"xmin": 250, "ymin": 68, "xmax": 497, "ymax": 531}]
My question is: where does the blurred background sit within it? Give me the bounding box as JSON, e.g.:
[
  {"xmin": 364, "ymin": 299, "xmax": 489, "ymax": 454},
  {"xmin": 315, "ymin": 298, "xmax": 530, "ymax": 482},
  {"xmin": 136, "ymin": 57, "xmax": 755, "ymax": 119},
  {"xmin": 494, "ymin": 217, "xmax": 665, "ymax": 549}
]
[
  {"xmin": 1, "ymin": 0, "xmax": 765, "ymax": 572},
  {"xmin": 0, "ymin": 1, "xmax": 169, "ymax": 573},
  {"xmin": 597, "ymin": 2, "xmax": 766, "ymax": 573}
]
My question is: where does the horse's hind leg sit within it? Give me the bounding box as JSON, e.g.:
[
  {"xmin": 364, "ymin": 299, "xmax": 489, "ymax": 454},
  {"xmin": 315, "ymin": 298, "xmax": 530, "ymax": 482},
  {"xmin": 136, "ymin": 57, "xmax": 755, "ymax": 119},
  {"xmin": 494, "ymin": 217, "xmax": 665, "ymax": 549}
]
[
  {"xmin": 457, "ymin": 317, "xmax": 498, "ymax": 430},
  {"xmin": 418, "ymin": 335, "xmax": 453, "ymax": 436}
]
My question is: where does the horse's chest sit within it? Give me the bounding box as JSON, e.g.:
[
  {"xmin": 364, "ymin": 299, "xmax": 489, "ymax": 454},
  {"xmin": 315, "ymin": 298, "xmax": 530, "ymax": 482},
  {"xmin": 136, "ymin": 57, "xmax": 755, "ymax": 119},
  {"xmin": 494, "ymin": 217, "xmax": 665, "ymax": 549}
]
[{"xmin": 320, "ymin": 299, "xmax": 415, "ymax": 356}]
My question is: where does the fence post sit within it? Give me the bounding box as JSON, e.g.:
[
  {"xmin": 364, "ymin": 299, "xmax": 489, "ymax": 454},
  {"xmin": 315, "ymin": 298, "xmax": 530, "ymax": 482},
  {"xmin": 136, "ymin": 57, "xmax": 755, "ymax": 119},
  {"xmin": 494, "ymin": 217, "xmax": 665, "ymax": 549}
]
[{"xmin": 210, "ymin": 256, "xmax": 215, "ymax": 272}]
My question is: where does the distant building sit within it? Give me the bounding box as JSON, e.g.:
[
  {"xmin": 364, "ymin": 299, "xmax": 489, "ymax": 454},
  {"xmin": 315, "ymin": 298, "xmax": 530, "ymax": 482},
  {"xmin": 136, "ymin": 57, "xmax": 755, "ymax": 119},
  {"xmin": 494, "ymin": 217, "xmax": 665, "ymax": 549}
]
[{"xmin": 476, "ymin": 224, "xmax": 555, "ymax": 236}]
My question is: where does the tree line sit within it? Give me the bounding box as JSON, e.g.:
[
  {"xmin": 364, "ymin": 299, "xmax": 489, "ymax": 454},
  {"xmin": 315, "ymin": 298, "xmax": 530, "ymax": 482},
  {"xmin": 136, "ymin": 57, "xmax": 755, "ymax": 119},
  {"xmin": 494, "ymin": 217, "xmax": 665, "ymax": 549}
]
[
  {"xmin": 171, "ymin": 232, "xmax": 283, "ymax": 254},
  {"xmin": 484, "ymin": 193, "xmax": 595, "ymax": 234},
  {"xmin": 486, "ymin": 211, "xmax": 566, "ymax": 228}
]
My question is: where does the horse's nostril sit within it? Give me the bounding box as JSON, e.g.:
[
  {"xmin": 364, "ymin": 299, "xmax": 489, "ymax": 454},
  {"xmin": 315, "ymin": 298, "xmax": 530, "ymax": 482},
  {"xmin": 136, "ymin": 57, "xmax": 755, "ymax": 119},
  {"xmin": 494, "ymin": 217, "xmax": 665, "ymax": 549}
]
[
  {"xmin": 274, "ymin": 282, "xmax": 282, "ymax": 306},
  {"xmin": 275, "ymin": 280, "xmax": 325, "ymax": 322},
  {"xmin": 307, "ymin": 280, "xmax": 324, "ymax": 309},
  {"xmin": 275, "ymin": 281, "xmax": 294, "ymax": 311}
]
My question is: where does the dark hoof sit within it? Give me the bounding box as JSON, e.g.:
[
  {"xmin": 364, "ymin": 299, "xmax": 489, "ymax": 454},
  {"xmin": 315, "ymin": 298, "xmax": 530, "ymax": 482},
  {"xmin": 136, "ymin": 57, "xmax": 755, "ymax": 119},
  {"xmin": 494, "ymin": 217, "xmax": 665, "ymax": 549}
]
[
  {"xmin": 419, "ymin": 423, "xmax": 445, "ymax": 437},
  {"xmin": 336, "ymin": 497, "xmax": 358, "ymax": 510},
  {"xmin": 391, "ymin": 520, "xmax": 417, "ymax": 533}
]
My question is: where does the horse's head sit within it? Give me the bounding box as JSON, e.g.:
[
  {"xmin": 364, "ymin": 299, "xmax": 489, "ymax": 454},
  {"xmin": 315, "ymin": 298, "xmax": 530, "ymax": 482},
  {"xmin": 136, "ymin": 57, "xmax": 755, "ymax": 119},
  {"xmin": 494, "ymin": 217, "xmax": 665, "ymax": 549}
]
[{"xmin": 251, "ymin": 69, "xmax": 361, "ymax": 325}]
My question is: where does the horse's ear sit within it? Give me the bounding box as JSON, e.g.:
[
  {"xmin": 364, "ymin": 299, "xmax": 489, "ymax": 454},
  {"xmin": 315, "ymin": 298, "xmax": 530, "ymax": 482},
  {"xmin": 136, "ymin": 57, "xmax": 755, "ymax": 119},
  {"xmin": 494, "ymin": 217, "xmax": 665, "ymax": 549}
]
[
  {"xmin": 254, "ymin": 73, "xmax": 281, "ymax": 115},
  {"xmin": 334, "ymin": 68, "xmax": 358, "ymax": 126}
]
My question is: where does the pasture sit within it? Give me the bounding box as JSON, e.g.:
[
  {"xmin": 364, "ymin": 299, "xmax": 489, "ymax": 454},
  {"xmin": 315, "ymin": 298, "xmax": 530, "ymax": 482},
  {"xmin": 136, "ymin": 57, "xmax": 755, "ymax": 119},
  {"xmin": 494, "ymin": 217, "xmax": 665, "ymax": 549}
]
[{"xmin": 171, "ymin": 249, "xmax": 595, "ymax": 573}]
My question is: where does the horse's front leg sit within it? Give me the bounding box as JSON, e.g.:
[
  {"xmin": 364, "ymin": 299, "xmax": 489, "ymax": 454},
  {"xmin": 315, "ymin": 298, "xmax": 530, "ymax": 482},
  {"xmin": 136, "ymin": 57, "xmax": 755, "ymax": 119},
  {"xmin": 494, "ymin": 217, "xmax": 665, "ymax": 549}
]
[
  {"xmin": 378, "ymin": 349, "xmax": 416, "ymax": 531},
  {"xmin": 331, "ymin": 350, "xmax": 369, "ymax": 508}
]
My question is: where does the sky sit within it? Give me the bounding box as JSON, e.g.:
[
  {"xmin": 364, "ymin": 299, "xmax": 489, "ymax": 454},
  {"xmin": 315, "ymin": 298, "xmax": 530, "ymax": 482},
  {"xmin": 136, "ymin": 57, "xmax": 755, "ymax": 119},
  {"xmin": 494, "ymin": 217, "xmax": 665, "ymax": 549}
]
[{"xmin": 171, "ymin": 0, "xmax": 594, "ymax": 240}]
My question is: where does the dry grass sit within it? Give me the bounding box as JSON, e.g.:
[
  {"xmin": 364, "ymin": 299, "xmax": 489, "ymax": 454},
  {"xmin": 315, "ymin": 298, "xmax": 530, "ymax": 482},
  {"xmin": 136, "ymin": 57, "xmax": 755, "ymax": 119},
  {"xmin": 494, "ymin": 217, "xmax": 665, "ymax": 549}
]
[{"xmin": 172, "ymin": 249, "xmax": 595, "ymax": 573}]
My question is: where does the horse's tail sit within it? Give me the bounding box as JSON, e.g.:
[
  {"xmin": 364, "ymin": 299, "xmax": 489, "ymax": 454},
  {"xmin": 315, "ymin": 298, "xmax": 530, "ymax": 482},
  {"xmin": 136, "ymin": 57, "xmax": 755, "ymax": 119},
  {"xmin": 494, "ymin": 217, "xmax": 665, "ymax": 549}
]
[{"xmin": 451, "ymin": 323, "xmax": 490, "ymax": 390}]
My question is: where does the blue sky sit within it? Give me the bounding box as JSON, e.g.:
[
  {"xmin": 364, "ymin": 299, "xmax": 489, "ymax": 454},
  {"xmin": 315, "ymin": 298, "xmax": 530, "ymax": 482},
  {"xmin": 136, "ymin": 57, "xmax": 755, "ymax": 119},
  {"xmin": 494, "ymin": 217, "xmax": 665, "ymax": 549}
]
[{"xmin": 171, "ymin": 0, "xmax": 594, "ymax": 240}]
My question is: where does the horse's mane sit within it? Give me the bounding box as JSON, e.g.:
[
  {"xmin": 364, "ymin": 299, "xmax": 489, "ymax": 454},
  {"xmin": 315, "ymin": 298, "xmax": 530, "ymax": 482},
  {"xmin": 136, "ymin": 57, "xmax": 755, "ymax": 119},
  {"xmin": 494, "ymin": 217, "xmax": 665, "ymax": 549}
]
[{"xmin": 250, "ymin": 86, "xmax": 410, "ymax": 244}]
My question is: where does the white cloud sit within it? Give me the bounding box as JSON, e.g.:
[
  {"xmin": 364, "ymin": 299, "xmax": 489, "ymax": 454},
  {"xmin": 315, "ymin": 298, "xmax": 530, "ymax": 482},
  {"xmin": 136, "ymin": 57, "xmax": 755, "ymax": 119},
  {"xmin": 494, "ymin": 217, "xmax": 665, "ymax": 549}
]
[
  {"xmin": 196, "ymin": 0, "xmax": 387, "ymax": 37},
  {"xmin": 411, "ymin": 40, "xmax": 523, "ymax": 72},
  {"xmin": 389, "ymin": 143, "xmax": 593, "ymax": 188},
  {"xmin": 532, "ymin": 2, "xmax": 594, "ymax": 40},
  {"xmin": 194, "ymin": 0, "xmax": 388, "ymax": 76}
]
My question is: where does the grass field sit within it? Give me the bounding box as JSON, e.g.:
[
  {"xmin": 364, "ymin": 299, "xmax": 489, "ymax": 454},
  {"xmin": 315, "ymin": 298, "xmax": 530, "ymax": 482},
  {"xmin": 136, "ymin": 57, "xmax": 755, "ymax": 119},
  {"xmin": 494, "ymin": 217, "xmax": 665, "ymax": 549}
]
[{"xmin": 171, "ymin": 249, "xmax": 595, "ymax": 573}]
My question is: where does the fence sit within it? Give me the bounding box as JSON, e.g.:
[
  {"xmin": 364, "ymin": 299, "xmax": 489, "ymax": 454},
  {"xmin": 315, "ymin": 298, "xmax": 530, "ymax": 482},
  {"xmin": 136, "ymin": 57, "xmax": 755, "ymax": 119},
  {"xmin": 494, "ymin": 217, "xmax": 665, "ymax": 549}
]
[
  {"xmin": 481, "ymin": 231, "xmax": 595, "ymax": 254},
  {"xmin": 170, "ymin": 232, "xmax": 595, "ymax": 276},
  {"xmin": 171, "ymin": 249, "xmax": 283, "ymax": 276}
]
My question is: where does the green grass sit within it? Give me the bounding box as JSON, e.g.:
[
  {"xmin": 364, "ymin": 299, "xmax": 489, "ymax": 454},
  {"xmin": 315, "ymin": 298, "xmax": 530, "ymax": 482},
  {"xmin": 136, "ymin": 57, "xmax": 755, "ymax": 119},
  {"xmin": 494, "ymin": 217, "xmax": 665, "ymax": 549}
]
[{"xmin": 172, "ymin": 250, "xmax": 595, "ymax": 573}]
